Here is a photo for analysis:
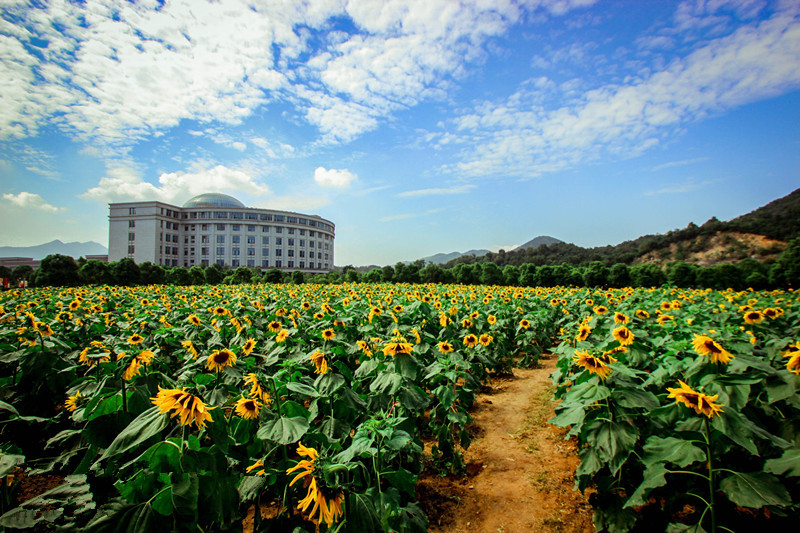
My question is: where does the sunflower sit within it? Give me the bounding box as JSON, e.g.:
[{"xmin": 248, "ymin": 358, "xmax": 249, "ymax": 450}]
[
  {"xmin": 64, "ymin": 391, "xmax": 82, "ymax": 412},
  {"xmin": 69, "ymin": 300, "xmax": 81, "ymax": 311},
  {"xmin": 487, "ymin": 314, "xmax": 497, "ymax": 325},
  {"xmin": 463, "ymin": 334, "xmax": 478, "ymax": 349},
  {"xmin": 206, "ymin": 348, "xmax": 237, "ymax": 372},
  {"xmin": 321, "ymin": 329, "xmax": 336, "ymax": 341},
  {"xmin": 666, "ymin": 381, "xmax": 724, "ymax": 418},
  {"xmin": 182, "ymin": 340, "xmax": 199, "ymax": 359},
  {"xmin": 437, "ymin": 341, "xmax": 454, "ymax": 353},
  {"xmin": 286, "ymin": 443, "xmax": 344, "ymax": 527},
  {"xmin": 743, "ymin": 310, "xmax": 764, "ymax": 325},
  {"xmin": 575, "ymin": 323, "xmax": 591, "ymax": 342},
  {"xmin": 356, "ymin": 340, "xmax": 373, "ymax": 357},
  {"xmin": 635, "ymin": 309, "xmax": 650, "ymax": 320},
  {"xmin": 267, "ymin": 321, "xmax": 282, "ymax": 333},
  {"xmin": 692, "ymin": 335, "xmax": 734, "ymax": 364},
  {"xmin": 151, "ymin": 387, "xmax": 215, "ymax": 429},
  {"xmin": 56, "ymin": 311, "xmax": 72, "ymax": 322},
  {"xmin": 213, "ymin": 306, "xmax": 229, "ymax": 317},
  {"xmin": 127, "ymin": 333, "xmax": 144, "ymax": 345},
  {"xmin": 235, "ymin": 396, "xmax": 261, "ymax": 419},
  {"xmin": 313, "ymin": 312, "xmax": 325, "ymax": 320},
  {"xmin": 244, "ymin": 373, "xmax": 271, "ymax": 404},
  {"xmin": 78, "ymin": 345, "xmax": 111, "ymax": 367},
  {"xmin": 246, "ymin": 459, "xmax": 266, "ymax": 476},
  {"xmin": 478, "ymin": 333, "xmax": 493, "ymax": 347},
  {"xmin": 593, "ymin": 306, "xmax": 608, "ymax": 315},
  {"xmin": 123, "ymin": 349, "xmax": 155, "ymax": 381},
  {"xmin": 187, "ymin": 314, "xmax": 202, "ymax": 326},
  {"xmin": 383, "ymin": 337, "xmax": 413, "ymax": 357},
  {"xmin": 660, "ymin": 301, "xmax": 672, "ymax": 311},
  {"xmin": 612, "ymin": 326, "xmax": 634, "ymax": 346},
  {"xmin": 573, "ymin": 350, "xmax": 614, "ymax": 380},
  {"xmin": 782, "ymin": 344, "xmax": 800, "ymax": 375},
  {"xmin": 461, "ymin": 318, "xmax": 473, "ymax": 328},
  {"xmin": 276, "ymin": 329, "xmax": 290, "ymax": 343},
  {"xmin": 310, "ymin": 351, "xmax": 328, "ymax": 375},
  {"xmin": 241, "ymin": 338, "xmax": 257, "ymax": 356},
  {"xmin": 613, "ymin": 312, "xmax": 629, "ymax": 324},
  {"xmin": 656, "ymin": 314, "xmax": 673, "ymax": 325},
  {"xmin": 519, "ymin": 318, "xmax": 531, "ymax": 329}
]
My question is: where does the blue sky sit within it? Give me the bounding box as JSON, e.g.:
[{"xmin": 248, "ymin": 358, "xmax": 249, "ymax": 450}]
[{"xmin": 1, "ymin": 0, "xmax": 799, "ymax": 266}]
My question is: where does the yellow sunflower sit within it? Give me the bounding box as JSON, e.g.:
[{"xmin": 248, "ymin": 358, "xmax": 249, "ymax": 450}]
[
  {"xmin": 206, "ymin": 348, "xmax": 237, "ymax": 372},
  {"xmin": 383, "ymin": 337, "xmax": 413, "ymax": 357},
  {"xmin": 573, "ymin": 350, "xmax": 615, "ymax": 380},
  {"xmin": 241, "ymin": 338, "xmax": 257, "ymax": 356},
  {"xmin": 692, "ymin": 335, "xmax": 734, "ymax": 364},
  {"xmin": 321, "ymin": 329, "xmax": 336, "ymax": 341},
  {"xmin": 276, "ymin": 329, "xmax": 290, "ymax": 343},
  {"xmin": 64, "ymin": 391, "xmax": 82, "ymax": 412},
  {"xmin": 127, "ymin": 333, "xmax": 144, "ymax": 345},
  {"xmin": 463, "ymin": 334, "xmax": 478, "ymax": 349},
  {"xmin": 612, "ymin": 326, "xmax": 634, "ymax": 346},
  {"xmin": 182, "ymin": 340, "xmax": 199, "ymax": 359},
  {"xmin": 782, "ymin": 343, "xmax": 800, "ymax": 375},
  {"xmin": 666, "ymin": 381, "xmax": 724, "ymax": 418},
  {"xmin": 743, "ymin": 310, "xmax": 764, "ymax": 325},
  {"xmin": 593, "ymin": 305, "xmax": 608, "ymax": 315},
  {"xmin": 519, "ymin": 318, "xmax": 531, "ymax": 329},
  {"xmin": 310, "ymin": 351, "xmax": 328, "ymax": 375},
  {"xmin": 613, "ymin": 312, "xmax": 629, "ymax": 324},
  {"xmin": 479, "ymin": 333, "xmax": 493, "ymax": 347},
  {"xmin": 187, "ymin": 314, "xmax": 202, "ymax": 326},
  {"xmin": 234, "ymin": 396, "xmax": 261, "ymax": 419},
  {"xmin": 151, "ymin": 387, "xmax": 215, "ymax": 429},
  {"xmin": 286, "ymin": 443, "xmax": 344, "ymax": 527},
  {"xmin": 437, "ymin": 341, "xmax": 454, "ymax": 353}
]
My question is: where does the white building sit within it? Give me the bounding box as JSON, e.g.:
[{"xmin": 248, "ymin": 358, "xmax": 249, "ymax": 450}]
[{"xmin": 108, "ymin": 193, "xmax": 334, "ymax": 272}]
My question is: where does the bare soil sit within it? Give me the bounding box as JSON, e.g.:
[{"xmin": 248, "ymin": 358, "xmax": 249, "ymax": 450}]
[{"xmin": 418, "ymin": 353, "xmax": 595, "ymax": 533}]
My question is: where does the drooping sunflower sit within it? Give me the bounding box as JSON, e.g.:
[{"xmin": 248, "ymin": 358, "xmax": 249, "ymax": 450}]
[
  {"xmin": 182, "ymin": 340, "xmax": 199, "ymax": 359},
  {"xmin": 763, "ymin": 307, "xmax": 783, "ymax": 320},
  {"xmin": 187, "ymin": 314, "xmax": 202, "ymax": 326},
  {"xmin": 635, "ymin": 309, "xmax": 650, "ymax": 320},
  {"xmin": 310, "ymin": 351, "xmax": 328, "ymax": 375},
  {"xmin": 276, "ymin": 329, "xmax": 290, "ymax": 343},
  {"xmin": 593, "ymin": 305, "xmax": 609, "ymax": 315},
  {"xmin": 461, "ymin": 318, "xmax": 473, "ymax": 328},
  {"xmin": 244, "ymin": 373, "xmax": 271, "ymax": 404},
  {"xmin": 656, "ymin": 314, "xmax": 674, "ymax": 325},
  {"xmin": 612, "ymin": 326, "xmax": 634, "ymax": 346},
  {"xmin": 573, "ymin": 350, "xmax": 614, "ymax": 380},
  {"xmin": 151, "ymin": 387, "xmax": 215, "ymax": 429},
  {"xmin": 267, "ymin": 321, "xmax": 282, "ymax": 333},
  {"xmin": 487, "ymin": 314, "xmax": 497, "ymax": 325},
  {"xmin": 206, "ymin": 348, "xmax": 237, "ymax": 372},
  {"xmin": 666, "ymin": 381, "xmax": 724, "ymax": 418},
  {"xmin": 246, "ymin": 459, "xmax": 266, "ymax": 476},
  {"xmin": 356, "ymin": 340, "xmax": 373, "ymax": 357},
  {"xmin": 234, "ymin": 396, "xmax": 261, "ymax": 419},
  {"xmin": 575, "ymin": 324, "xmax": 591, "ymax": 342},
  {"xmin": 383, "ymin": 337, "xmax": 413, "ymax": 357},
  {"xmin": 122, "ymin": 349, "xmax": 155, "ymax": 381},
  {"xmin": 692, "ymin": 334, "xmax": 734, "ymax": 364},
  {"xmin": 782, "ymin": 343, "xmax": 800, "ymax": 375},
  {"xmin": 286, "ymin": 443, "xmax": 345, "ymax": 528},
  {"xmin": 127, "ymin": 333, "xmax": 144, "ymax": 345},
  {"xmin": 64, "ymin": 391, "xmax": 82, "ymax": 412}
]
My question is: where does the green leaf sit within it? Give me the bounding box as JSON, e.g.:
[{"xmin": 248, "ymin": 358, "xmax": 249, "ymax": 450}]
[
  {"xmin": 718, "ymin": 471, "xmax": 791, "ymax": 508},
  {"xmin": 315, "ymin": 373, "xmax": 345, "ymax": 396},
  {"xmin": 565, "ymin": 378, "xmax": 610, "ymax": 404},
  {"xmin": 87, "ymin": 394, "xmax": 123, "ymax": 421},
  {"xmin": 383, "ymin": 468, "xmax": 417, "ymax": 497},
  {"xmin": 764, "ymin": 447, "xmax": 800, "ymax": 477},
  {"xmin": 765, "ymin": 374, "xmax": 795, "ymax": 404},
  {"xmin": 642, "ymin": 436, "xmax": 705, "ymax": 468},
  {"xmin": 151, "ymin": 489, "xmax": 173, "ymax": 516},
  {"xmin": 172, "ymin": 474, "xmax": 199, "ymax": 522},
  {"xmin": 238, "ymin": 475, "xmax": 267, "ymax": 502},
  {"xmin": 98, "ymin": 406, "xmax": 169, "ymax": 463},
  {"xmin": 344, "ymin": 490, "xmax": 380, "ymax": 533},
  {"xmin": 369, "ymin": 372, "xmax": 403, "ymax": 395},
  {"xmin": 625, "ymin": 463, "xmax": 669, "ymax": 508},
  {"xmin": 0, "ymin": 400, "xmax": 20, "ymax": 416},
  {"xmin": 286, "ymin": 381, "xmax": 320, "ymax": 397},
  {"xmin": 611, "ymin": 388, "xmax": 660, "ymax": 410},
  {"xmin": 548, "ymin": 403, "xmax": 585, "ymax": 428},
  {"xmin": 0, "ymin": 454, "xmax": 24, "ymax": 477},
  {"xmin": 256, "ymin": 416, "xmax": 309, "ymax": 445},
  {"xmin": 587, "ymin": 420, "xmax": 638, "ymax": 476}
]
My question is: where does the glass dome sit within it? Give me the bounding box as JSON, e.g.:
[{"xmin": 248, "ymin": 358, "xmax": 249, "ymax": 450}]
[{"xmin": 182, "ymin": 193, "xmax": 245, "ymax": 209}]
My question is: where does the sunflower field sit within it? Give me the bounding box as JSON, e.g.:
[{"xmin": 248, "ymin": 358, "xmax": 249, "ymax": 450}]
[{"xmin": 0, "ymin": 283, "xmax": 797, "ymax": 532}]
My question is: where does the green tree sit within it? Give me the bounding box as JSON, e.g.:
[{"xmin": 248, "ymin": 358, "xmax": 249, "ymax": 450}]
[
  {"xmin": 363, "ymin": 268, "xmax": 383, "ymax": 283},
  {"xmin": 263, "ymin": 269, "xmax": 284, "ymax": 283},
  {"xmin": 188, "ymin": 266, "xmax": 206, "ymax": 285},
  {"xmin": 608, "ymin": 263, "xmax": 631, "ymax": 288},
  {"xmin": 775, "ymin": 237, "xmax": 800, "ymax": 287},
  {"xmin": 79, "ymin": 259, "xmax": 112, "ymax": 285},
  {"xmin": 11, "ymin": 265, "xmax": 33, "ymax": 283},
  {"xmin": 291, "ymin": 270, "xmax": 306, "ymax": 284},
  {"xmin": 667, "ymin": 261, "xmax": 697, "ymax": 288},
  {"xmin": 583, "ymin": 261, "xmax": 610, "ymax": 287},
  {"xmin": 419, "ymin": 264, "xmax": 445, "ymax": 283},
  {"xmin": 343, "ymin": 269, "xmax": 360, "ymax": 283},
  {"xmin": 630, "ymin": 263, "xmax": 666, "ymax": 287},
  {"xmin": 480, "ymin": 262, "xmax": 504, "ymax": 286},
  {"xmin": 138, "ymin": 262, "xmax": 166, "ymax": 285},
  {"xmin": 165, "ymin": 267, "xmax": 191, "ymax": 286},
  {"xmin": 35, "ymin": 254, "xmax": 80, "ymax": 287},
  {"xmin": 0, "ymin": 266, "xmax": 12, "ymax": 280},
  {"xmin": 204, "ymin": 264, "xmax": 225, "ymax": 285},
  {"xmin": 381, "ymin": 265, "xmax": 395, "ymax": 282},
  {"xmin": 519, "ymin": 264, "xmax": 536, "ymax": 287},
  {"xmin": 502, "ymin": 264, "xmax": 520, "ymax": 286},
  {"xmin": 112, "ymin": 258, "xmax": 141, "ymax": 286}
]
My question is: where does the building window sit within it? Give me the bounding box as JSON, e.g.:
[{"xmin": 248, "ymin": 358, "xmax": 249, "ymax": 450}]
[
  {"xmin": 288, "ymin": 238, "xmax": 294, "ymax": 246},
  {"xmin": 262, "ymin": 226, "xmax": 269, "ymax": 232},
  {"xmin": 288, "ymin": 217, "xmax": 297, "ymax": 223},
  {"xmin": 232, "ymin": 224, "xmax": 241, "ymax": 231},
  {"xmin": 216, "ymin": 259, "xmax": 224, "ymax": 266},
  {"xmin": 276, "ymin": 260, "xmax": 282, "ymax": 268},
  {"xmin": 128, "ymin": 232, "xmax": 135, "ymax": 241},
  {"xmin": 288, "ymin": 228, "xmax": 295, "ymax": 235},
  {"xmin": 128, "ymin": 245, "xmax": 135, "ymax": 254},
  {"xmin": 300, "ymin": 250, "xmax": 305, "ymax": 258},
  {"xmin": 310, "ymin": 241, "xmax": 315, "ymax": 248},
  {"xmin": 274, "ymin": 215, "xmax": 284, "ymax": 222},
  {"xmin": 288, "ymin": 249, "xmax": 294, "ymax": 257},
  {"xmin": 216, "ymin": 247, "xmax": 225, "ymax": 255},
  {"xmin": 214, "ymin": 212, "xmax": 227, "ymax": 219},
  {"xmin": 276, "ymin": 238, "xmax": 282, "ymax": 246},
  {"xmin": 275, "ymin": 249, "xmax": 282, "ymax": 256},
  {"xmin": 202, "ymin": 248, "xmax": 209, "ymax": 255},
  {"xmin": 262, "ymin": 248, "xmax": 269, "ymax": 256},
  {"xmin": 201, "ymin": 235, "xmax": 209, "ymax": 243},
  {"xmin": 247, "ymin": 225, "xmax": 255, "ymax": 232},
  {"xmin": 217, "ymin": 236, "xmax": 225, "ymax": 243},
  {"xmin": 231, "ymin": 235, "xmax": 240, "ymax": 244},
  {"xmin": 262, "ymin": 260, "xmax": 269, "ymax": 268},
  {"xmin": 129, "ymin": 220, "xmax": 135, "ymax": 228},
  {"xmin": 129, "ymin": 207, "xmax": 136, "ymax": 215},
  {"xmin": 231, "ymin": 212, "xmax": 243, "ymax": 220},
  {"xmin": 260, "ymin": 214, "xmax": 271, "ymax": 221},
  {"xmin": 300, "ymin": 261, "xmax": 305, "ymax": 268},
  {"xmin": 288, "ymin": 261, "xmax": 294, "ymax": 267},
  {"xmin": 275, "ymin": 227, "xmax": 282, "ymax": 233},
  {"xmin": 202, "ymin": 224, "xmax": 209, "ymax": 231},
  {"xmin": 247, "ymin": 236, "xmax": 255, "ymax": 244},
  {"xmin": 247, "ymin": 248, "xmax": 255, "ymax": 256},
  {"xmin": 232, "ymin": 260, "xmax": 240, "ymax": 267},
  {"xmin": 216, "ymin": 224, "xmax": 225, "ymax": 231},
  {"xmin": 310, "ymin": 252, "xmax": 315, "ymax": 259},
  {"xmin": 247, "ymin": 260, "xmax": 255, "ymax": 267},
  {"xmin": 232, "ymin": 248, "xmax": 240, "ymax": 256},
  {"xmin": 246, "ymin": 213, "xmax": 258, "ymax": 220},
  {"xmin": 299, "ymin": 240, "xmax": 305, "ymax": 247},
  {"xmin": 262, "ymin": 237, "xmax": 269, "ymax": 244}
]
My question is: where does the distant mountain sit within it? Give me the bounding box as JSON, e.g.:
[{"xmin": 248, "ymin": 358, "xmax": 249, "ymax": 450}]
[
  {"xmin": 418, "ymin": 249, "xmax": 491, "ymax": 265},
  {"xmin": 513, "ymin": 235, "xmax": 563, "ymax": 251},
  {"xmin": 0, "ymin": 240, "xmax": 108, "ymax": 260}
]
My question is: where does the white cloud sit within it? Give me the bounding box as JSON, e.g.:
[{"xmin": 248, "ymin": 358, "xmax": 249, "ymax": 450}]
[
  {"xmin": 650, "ymin": 157, "xmax": 710, "ymax": 172},
  {"xmin": 314, "ymin": 167, "xmax": 357, "ymax": 188},
  {"xmin": 440, "ymin": 7, "xmax": 800, "ymax": 178},
  {"xmin": 644, "ymin": 177, "xmax": 719, "ymax": 196},
  {"xmin": 0, "ymin": 0, "xmax": 595, "ymax": 148},
  {"xmin": 2, "ymin": 191, "xmax": 65, "ymax": 212},
  {"xmin": 81, "ymin": 163, "xmax": 270, "ymax": 204},
  {"xmin": 397, "ymin": 184, "xmax": 475, "ymax": 197}
]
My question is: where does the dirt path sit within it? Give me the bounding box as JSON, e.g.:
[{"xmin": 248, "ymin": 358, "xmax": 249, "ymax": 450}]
[{"xmin": 418, "ymin": 353, "xmax": 595, "ymax": 533}]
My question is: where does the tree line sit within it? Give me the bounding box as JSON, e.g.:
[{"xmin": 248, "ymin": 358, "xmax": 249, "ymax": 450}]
[{"xmin": 5, "ymin": 237, "xmax": 799, "ymax": 290}]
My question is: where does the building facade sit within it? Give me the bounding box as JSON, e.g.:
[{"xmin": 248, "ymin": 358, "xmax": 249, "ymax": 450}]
[{"xmin": 108, "ymin": 193, "xmax": 334, "ymax": 272}]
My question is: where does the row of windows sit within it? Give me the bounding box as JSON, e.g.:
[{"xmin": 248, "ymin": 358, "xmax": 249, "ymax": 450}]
[{"xmin": 180, "ymin": 211, "xmax": 334, "ymax": 231}]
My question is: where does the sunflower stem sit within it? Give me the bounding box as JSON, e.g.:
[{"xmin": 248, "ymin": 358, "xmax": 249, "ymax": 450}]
[
  {"xmin": 704, "ymin": 417, "xmax": 717, "ymax": 533},
  {"xmin": 121, "ymin": 378, "xmax": 127, "ymax": 414}
]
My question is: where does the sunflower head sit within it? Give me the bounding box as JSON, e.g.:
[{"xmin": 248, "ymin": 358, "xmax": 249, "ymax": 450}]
[
  {"xmin": 235, "ymin": 396, "xmax": 261, "ymax": 419},
  {"xmin": 206, "ymin": 348, "xmax": 237, "ymax": 372}
]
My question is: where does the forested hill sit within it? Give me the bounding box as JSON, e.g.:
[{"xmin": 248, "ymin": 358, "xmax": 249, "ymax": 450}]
[{"xmin": 444, "ymin": 188, "xmax": 800, "ymax": 269}]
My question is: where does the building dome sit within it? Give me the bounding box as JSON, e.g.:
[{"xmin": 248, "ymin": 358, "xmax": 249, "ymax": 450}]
[{"xmin": 182, "ymin": 193, "xmax": 246, "ymax": 209}]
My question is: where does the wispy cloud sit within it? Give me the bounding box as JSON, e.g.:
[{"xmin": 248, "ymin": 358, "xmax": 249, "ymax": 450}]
[
  {"xmin": 397, "ymin": 184, "xmax": 475, "ymax": 198},
  {"xmin": 644, "ymin": 178, "xmax": 720, "ymax": 196},
  {"xmin": 380, "ymin": 208, "xmax": 444, "ymax": 222},
  {"xmin": 650, "ymin": 157, "xmax": 710, "ymax": 172},
  {"xmin": 2, "ymin": 192, "xmax": 65, "ymax": 213}
]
